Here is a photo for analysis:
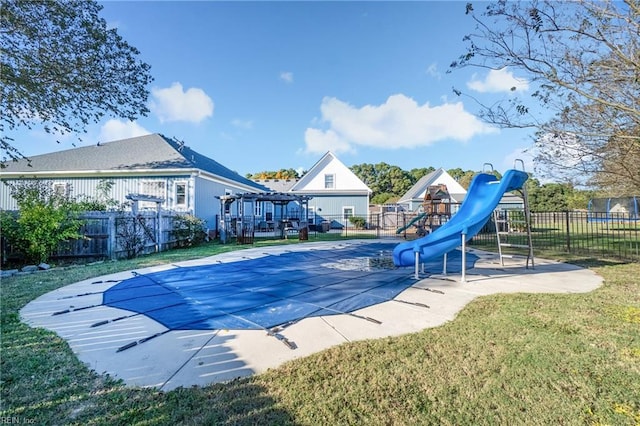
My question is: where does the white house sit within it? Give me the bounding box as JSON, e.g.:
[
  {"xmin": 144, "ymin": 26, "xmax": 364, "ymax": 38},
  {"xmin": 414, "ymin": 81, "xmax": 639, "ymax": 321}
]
[
  {"xmin": 291, "ymin": 152, "xmax": 372, "ymax": 228},
  {"xmin": 255, "ymin": 152, "xmax": 372, "ymax": 229},
  {"xmin": 397, "ymin": 168, "xmax": 467, "ymax": 212}
]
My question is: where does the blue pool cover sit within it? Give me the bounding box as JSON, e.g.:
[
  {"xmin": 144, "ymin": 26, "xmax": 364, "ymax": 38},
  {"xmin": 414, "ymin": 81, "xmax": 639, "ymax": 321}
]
[{"xmin": 103, "ymin": 242, "xmax": 476, "ymax": 331}]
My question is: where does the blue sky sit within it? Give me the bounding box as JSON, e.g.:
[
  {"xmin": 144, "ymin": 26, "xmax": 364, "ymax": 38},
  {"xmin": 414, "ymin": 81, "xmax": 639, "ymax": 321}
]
[{"xmin": 14, "ymin": 1, "xmax": 536, "ymax": 177}]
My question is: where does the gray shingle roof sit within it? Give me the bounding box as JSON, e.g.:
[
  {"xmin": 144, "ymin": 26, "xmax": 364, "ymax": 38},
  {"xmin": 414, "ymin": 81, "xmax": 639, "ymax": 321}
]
[
  {"xmin": 398, "ymin": 169, "xmax": 440, "ymax": 202},
  {"xmin": 254, "ymin": 178, "xmax": 298, "ymax": 192},
  {"xmin": 1, "ymin": 133, "xmax": 267, "ymax": 191}
]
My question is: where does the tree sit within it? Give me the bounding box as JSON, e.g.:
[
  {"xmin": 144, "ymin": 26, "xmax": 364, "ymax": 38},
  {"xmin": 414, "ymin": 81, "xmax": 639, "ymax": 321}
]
[
  {"xmin": 370, "ymin": 192, "xmax": 398, "ymax": 205},
  {"xmin": 526, "ymin": 180, "xmax": 571, "ymax": 212},
  {"xmin": 457, "ymin": 171, "xmax": 477, "ymax": 189},
  {"xmin": 451, "ymin": 0, "xmax": 640, "ymax": 192},
  {"xmin": 246, "ymin": 169, "xmax": 301, "ymax": 180},
  {"xmin": 408, "ymin": 167, "xmax": 435, "ymax": 183},
  {"xmin": 350, "ymin": 162, "xmax": 414, "ymax": 199},
  {"xmin": 0, "ymin": 180, "xmax": 84, "ymax": 263},
  {"xmin": 350, "ymin": 163, "xmax": 377, "ymax": 189},
  {"xmin": 590, "ymin": 131, "xmax": 640, "ymax": 195},
  {"xmin": 1, "ymin": 0, "xmax": 153, "ymax": 165}
]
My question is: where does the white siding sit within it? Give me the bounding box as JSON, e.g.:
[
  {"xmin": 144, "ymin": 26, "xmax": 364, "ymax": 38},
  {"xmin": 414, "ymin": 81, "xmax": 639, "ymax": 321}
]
[
  {"xmin": 293, "ymin": 152, "xmax": 371, "ymax": 192},
  {"xmin": 1, "ymin": 175, "xmax": 195, "ymax": 212}
]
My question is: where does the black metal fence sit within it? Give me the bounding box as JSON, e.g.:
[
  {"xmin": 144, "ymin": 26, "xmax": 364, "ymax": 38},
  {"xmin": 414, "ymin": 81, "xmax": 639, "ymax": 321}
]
[
  {"xmin": 299, "ymin": 212, "xmax": 639, "ymax": 262},
  {"xmin": 471, "ymin": 211, "xmax": 639, "ymax": 262}
]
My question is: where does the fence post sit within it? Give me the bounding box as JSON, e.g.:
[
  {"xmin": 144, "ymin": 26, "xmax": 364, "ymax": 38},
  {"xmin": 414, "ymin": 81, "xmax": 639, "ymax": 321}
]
[
  {"xmin": 159, "ymin": 211, "xmax": 166, "ymax": 252},
  {"xmin": 108, "ymin": 213, "xmax": 116, "ymax": 260},
  {"xmin": 565, "ymin": 210, "xmax": 571, "ymax": 253},
  {"xmin": 402, "ymin": 213, "xmax": 407, "ymax": 239}
]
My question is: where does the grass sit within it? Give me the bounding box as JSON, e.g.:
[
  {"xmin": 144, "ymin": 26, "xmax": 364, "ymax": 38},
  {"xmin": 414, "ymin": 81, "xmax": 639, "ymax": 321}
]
[{"xmin": 1, "ymin": 240, "xmax": 639, "ymax": 425}]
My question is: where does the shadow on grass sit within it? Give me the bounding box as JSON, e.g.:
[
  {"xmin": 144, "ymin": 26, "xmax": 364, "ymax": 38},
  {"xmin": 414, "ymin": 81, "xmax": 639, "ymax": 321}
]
[
  {"xmin": 566, "ymin": 257, "xmax": 630, "ymax": 268},
  {"xmin": 1, "ymin": 319, "xmax": 295, "ymax": 425},
  {"xmin": 65, "ymin": 379, "xmax": 296, "ymax": 425}
]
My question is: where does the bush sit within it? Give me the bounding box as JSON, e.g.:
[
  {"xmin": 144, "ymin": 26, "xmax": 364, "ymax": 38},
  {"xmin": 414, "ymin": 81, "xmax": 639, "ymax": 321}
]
[
  {"xmin": 1, "ymin": 181, "xmax": 84, "ymax": 264},
  {"xmin": 348, "ymin": 216, "xmax": 367, "ymax": 230},
  {"xmin": 507, "ymin": 210, "xmax": 528, "ymax": 232},
  {"xmin": 171, "ymin": 214, "xmax": 206, "ymax": 247},
  {"xmin": 115, "ymin": 215, "xmax": 149, "ymax": 259}
]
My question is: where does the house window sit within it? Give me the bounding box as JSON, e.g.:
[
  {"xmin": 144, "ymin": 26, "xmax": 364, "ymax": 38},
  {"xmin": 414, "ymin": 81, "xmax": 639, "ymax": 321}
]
[
  {"xmin": 139, "ymin": 181, "xmax": 166, "ymax": 209},
  {"xmin": 324, "ymin": 174, "xmax": 335, "ymax": 189},
  {"xmin": 308, "ymin": 206, "xmax": 316, "ymax": 224},
  {"xmin": 52, "ymin": 183, "xmax": 68, "ymax": 197},
  {"xmin": 254, "ymin": 202, "xmax": 263, "ymax": 217},
  {"xmin": 343, "ymin": 206, "xmax": 354, "ymax": 221},
  {"xmin": 175, "ymin": 182, "xmax": 187, "ymax": 208}
]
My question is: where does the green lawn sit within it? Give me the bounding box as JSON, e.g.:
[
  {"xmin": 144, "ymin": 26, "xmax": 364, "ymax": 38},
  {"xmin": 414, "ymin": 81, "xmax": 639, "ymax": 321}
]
[{"xmin": 1, "ymin": 241, "xmax": 639, "ymax": 425}]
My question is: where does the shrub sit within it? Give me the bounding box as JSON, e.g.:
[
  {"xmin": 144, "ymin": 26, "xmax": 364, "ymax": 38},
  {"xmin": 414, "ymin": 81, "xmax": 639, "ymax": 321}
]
[
  {"xmin": 348, "ymin": 216, "xmax": 367, "ymax": 230},
  {"xmin": 115, "ymin": 215, "xmax": 150, "ymax": 259},
  {"xmin": 2, "ymin": 181, "xmax": 84, "ymax": 264},
  {"xmin": 171, "ymin": 214, "xmax": 206, "ymax": 247},
  {"xmin": 507, "ymin": 210, "xmax": 528, "ymax": 232}
]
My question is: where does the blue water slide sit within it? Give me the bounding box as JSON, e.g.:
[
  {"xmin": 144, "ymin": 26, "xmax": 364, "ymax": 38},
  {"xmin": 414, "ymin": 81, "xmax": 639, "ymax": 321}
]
[{"xmin": 393, "ymin": 169, "xmax": 529, "ymax": 267}]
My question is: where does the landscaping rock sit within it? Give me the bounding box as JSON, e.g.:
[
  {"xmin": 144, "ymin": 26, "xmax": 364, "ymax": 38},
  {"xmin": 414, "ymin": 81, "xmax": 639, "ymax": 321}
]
[
  {"xmin": 1, "ymin": 269, "xmax": 19, "ymax": 278},
  {"xmin": 38, "ymin": 263, "xmax": 51, "ymax": 270},
  {"xmin": 21, "ymin": 265, "xmax": 39, "ymax": 273}
]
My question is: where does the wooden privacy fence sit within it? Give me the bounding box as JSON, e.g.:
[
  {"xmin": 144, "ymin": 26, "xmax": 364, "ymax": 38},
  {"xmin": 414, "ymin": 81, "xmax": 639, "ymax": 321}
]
[{"xmin": 53, "ymin": 211, "xmax": 186, "ymax": 260}]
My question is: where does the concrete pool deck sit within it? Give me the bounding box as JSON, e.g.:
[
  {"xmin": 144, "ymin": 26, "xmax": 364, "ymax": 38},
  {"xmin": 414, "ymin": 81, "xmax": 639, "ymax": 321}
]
[{"xmin": 20, "ymin": 240, "xmax": 603, "ymax": 391}]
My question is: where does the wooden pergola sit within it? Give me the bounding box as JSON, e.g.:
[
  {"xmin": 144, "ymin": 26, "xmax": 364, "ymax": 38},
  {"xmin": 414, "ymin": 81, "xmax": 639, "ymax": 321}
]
[{"xmin": 217, "ymin": 192, "xmax": 313, "ymax": 243}]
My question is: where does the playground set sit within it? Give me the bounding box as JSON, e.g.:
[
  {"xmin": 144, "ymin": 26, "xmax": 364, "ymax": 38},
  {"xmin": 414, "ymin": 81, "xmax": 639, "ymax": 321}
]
[
  {"xmin": 393, "ymin": 162, "xmax": 534, "ymax": 281},
  {"xmin": 396, "ymin": 184, "xmax": 453, "ymax": 238}
]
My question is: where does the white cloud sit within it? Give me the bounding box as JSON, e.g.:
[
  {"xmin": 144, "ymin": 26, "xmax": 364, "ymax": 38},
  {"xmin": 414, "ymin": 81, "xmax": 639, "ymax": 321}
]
[
  {"xmin": 503, "ymin": 147, "xmax": 534, "ymax": 173},
  {"xmin": 150, "ymin": 82, "xmax": 214, "ymax": 123},
  {"xmin": 304, "ymin": 128, "xmax": 356, "ymax": 155},
  {"xmin": 231, "ymin": 119, "xmax": 253, "ymax": 129},
  {"xmin": 467, "ymin": 68, "xmax": 529, "ymax": 93},
  {"xmin": 426, "ymin": 62, "xmax": 441, "ymax": 80},
  {"xmin": 303, "ymin": 94, "xmax": 497, "ymax": 154},
  {"xmin": 280, "ymin": 71, "xmax": 293, "ymax": 83},
  {"xmin": 98, "ymin": 119, "xmax": 150, "ymax": 142}
]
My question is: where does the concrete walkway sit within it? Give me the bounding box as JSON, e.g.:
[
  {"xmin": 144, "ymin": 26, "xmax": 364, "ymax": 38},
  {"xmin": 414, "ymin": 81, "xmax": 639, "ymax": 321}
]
[{"xmin": 20, "ymin": 240, "xmax": 602, "ymax": 391}]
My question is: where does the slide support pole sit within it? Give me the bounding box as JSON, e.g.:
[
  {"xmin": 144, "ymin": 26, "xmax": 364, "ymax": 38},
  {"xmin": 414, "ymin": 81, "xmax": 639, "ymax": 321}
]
[
  {"xmin": 414, "ymin": 251, "xmax": 420, "ymax": 280},
  {"xmin": 461, "ymin": 232, "xmax": 467, "ymax": 283},
  {"xmin": 442, "ymin": 252, "xmax": 447, "ymax": 276}
]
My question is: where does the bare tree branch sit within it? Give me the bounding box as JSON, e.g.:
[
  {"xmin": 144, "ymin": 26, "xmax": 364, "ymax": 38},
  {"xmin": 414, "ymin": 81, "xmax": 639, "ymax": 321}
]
[{"xmin": 451, "ymin": 0, "xmax": 639, "ymax": 191}]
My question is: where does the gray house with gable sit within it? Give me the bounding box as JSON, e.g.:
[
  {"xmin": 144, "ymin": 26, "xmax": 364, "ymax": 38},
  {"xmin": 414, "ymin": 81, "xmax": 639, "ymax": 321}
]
[{"xmin": 0, "ymin": 134, "xmax": 268, "ymax": 230}]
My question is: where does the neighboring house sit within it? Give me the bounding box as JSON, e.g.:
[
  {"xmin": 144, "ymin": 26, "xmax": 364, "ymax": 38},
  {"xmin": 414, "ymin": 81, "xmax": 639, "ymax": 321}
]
[
  {"xmin": 0, "ymin": 133, "xmax": 268, "ymax": 229},
  {"xmin": 289, "ymin": 152, "xmax": 372, "ymax": 228},
  {"xmin": 251, "ymin": 178, "xmax": 300, "ymax": 223},
  {"xmin": 496, "ymin": 192, "xmax": 525, "ymax": 210},
  {"xmin": 397, "ymin": 168, "xmax": 467, "ymax": 213},
  {"xmin": 254, "ymin": 152, "xmax": 372, "ymax": 228}
]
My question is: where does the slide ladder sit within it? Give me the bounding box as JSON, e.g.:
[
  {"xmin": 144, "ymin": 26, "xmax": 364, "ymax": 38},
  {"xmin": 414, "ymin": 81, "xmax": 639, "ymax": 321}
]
[{"xmin": 494, "ymin": 161, "xmax": 534, "ymax": 269}]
